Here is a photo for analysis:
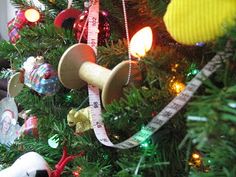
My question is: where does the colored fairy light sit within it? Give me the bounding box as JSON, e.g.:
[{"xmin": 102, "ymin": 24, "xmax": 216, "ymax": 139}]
[
  {"xmin": 65, "ymin": 94, "xmax": 73, "ymax": 102},
  {"xmin": 192, "ymin": 153, "xmax": 200, "ymax": 159},
  {"xmin": 187, "ymin": 63, "xmax": 199, "ymax": 79},
  {"xmin": 187, "ymin": 69, "xmax": 199, "ymax": 77},
  {"xmin": 189, "ymin": 152, "xmax": 203, "ymax": 168},
  {"xmin": 140, "ymin": 142, "xmax": 149, "ymax": 148},
  {"xmin": 101, "ymin": 10, "xmax": 108, "ymax": 16},
  {"xmin": 25, "ymin": 8, "xmax": 40, "ymax": 23},
  {"xmin": 171, "ymin": 81, "xmax": 185, "ymax": 95},
  {"xmin": 130, "ymin": 26, "xmax": 153, "ymax": 58},
  {"xmin": 191, "ymin": 69, "xmax": 199, "ymax": 75},
  {"xmin": 171, "ymin": 63, "xmax": 179, "ymax": 72},
  {"xmin": 72, "ymin": 166, "xmax": 82, "ymax": 177},
  {"xmin": 196, "ymin": 42, "xmax": 205, "ymax": 47},
  {"xmin": 140, "ymin": 135, "xmax": 152, "ymax": 149},
  {"xmin": 72, "ymin": 171, "xmax": 79, "ymax": 177}
]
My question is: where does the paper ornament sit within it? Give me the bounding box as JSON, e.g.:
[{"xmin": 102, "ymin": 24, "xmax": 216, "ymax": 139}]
[
  {"xmin": 0, "ymin": 97, "xmax": 20, "ymax": 146},
  {"xmin": 164, "ymin": 0, "xmax": 236, "ymax": 45}
]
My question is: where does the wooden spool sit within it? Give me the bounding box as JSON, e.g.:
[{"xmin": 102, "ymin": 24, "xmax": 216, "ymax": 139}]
[
  {"xmin": 7, "ymin": 72, "xmax": 24, "ymax": 97},
  {"xmin": 58, "ymin": 43, "xmax": 142, "ymax": 106}
]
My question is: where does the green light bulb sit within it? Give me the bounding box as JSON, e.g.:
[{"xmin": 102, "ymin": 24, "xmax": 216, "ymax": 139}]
[{"xmin": 191, "ymin": 69, "xmax": 199, "ymax": 75}]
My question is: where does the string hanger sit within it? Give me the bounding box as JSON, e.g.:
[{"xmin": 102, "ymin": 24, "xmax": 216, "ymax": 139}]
[
  {"xmin": 67, "ymin": 0, "xmax": 73, "ymax": 9},
  {"xmin": 121, "ymin": 0, "xmax": 132, "ymax": 85}
]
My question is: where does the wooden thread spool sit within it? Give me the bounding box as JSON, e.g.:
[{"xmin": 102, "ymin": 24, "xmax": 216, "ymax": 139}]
[
  {"xmin": 58, "ymin": 43, "xmax": 142, "ymax": 107},
  {"xmin": 8, "ymin": 72, "xmax": 24, "ymax": 97}
]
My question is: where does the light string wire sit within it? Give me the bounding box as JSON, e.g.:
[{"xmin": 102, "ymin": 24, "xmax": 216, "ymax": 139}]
[
  {"xmin": 122, "ymin": 0, "xmax": 132, "ymax": 85},
  {"xmin": 134, "ymin": 156, "xmax": 144, "ymax": 175},
  {"xmin": 76, "ymin": 96, "xmax": 89, "ymax": 111}
]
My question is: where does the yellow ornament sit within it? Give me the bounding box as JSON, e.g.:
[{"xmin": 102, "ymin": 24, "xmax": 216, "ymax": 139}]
[
  {"xmin": 164, "ymin": 0, "xmax": 236, "ymax": 45},
  {"xmin": 67, "ymin": 107, "xmax": 92, "ymax": 134}
]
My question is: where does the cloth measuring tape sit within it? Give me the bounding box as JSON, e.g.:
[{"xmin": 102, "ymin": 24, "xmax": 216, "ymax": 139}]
[{"xmin": 86, "ymin": 1, "xmax": 232, "ymax": 149}]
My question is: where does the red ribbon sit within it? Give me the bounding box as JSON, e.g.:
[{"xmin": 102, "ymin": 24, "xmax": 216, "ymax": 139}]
[{"xmin": 50, "ymin": 147, "xmax": 84, "ymax": 177}]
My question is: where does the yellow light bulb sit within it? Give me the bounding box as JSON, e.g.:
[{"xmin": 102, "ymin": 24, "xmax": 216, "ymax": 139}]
[
  {"xmin": 192, "ymin": 153, "xmax": 200, "ymax": 159},
  {"xmin": 171, "ymin": 81, "xmax": 185, "ymax": 95},
  {"xmin": 130, "ymin": 26, "xmax": 153, "ymax": 58},
  {"xmin": 25, "ymin": 9, "xmax": 40, "ymax": 23}
]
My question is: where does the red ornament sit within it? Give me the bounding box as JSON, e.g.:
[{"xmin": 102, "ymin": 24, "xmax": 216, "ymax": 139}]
[
  {"xmin": 7, "ymin": 10, "xmax": 27, "ymax": 43},
  {"xmin": 7, "ymin": 8, "xmax": 41, "ymax": 43},
  {"xmin": 54, "ymin": 8, "xmax": 82, "ymax": 30},
  {"xmin": 44, "ymin": 71, "xmax": 51, "ymax": 79},
  {"xmin": 21, "ymin": 116, "xmax": 38, "ymax": 137},
  {"xmin": 73, "ymin": 10, "xmax": 110, "ymax": 45}
]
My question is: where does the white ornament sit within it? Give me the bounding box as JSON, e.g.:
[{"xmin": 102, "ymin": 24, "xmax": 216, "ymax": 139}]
[
  {"xmin": 23, "ymin": 56, "xmax": 44, "ymax": 74},
  {"xmin": 0, "ymin": 152, "xmax": 51, "ymax": 177}
]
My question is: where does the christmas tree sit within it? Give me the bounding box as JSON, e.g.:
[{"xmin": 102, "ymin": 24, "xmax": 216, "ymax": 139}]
[{"xmin": 0, "ymin": 0, "xmax": 235, "ymax": 177}]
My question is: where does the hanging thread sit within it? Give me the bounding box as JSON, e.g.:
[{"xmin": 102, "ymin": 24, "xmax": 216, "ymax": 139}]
[
  {"xmin": 122, "ymin": 0, "xmax": 132, "ymax": 85},
  {"xmin": 67, "ymin": 0, "xmax": 73, "ymax": 9}
]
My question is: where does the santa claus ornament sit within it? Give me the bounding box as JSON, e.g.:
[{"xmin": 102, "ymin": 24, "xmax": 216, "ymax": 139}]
[{"xmin": 0, "ymin": 97, "xmax": 20, "ymax": 146}]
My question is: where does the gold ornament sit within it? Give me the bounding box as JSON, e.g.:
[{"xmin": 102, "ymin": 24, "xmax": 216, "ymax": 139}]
[
  {"xmin": 67, "ymin": 107, "xmax": 92, "ymax": 134},
  {"xmin": 164, "ymin": 0, "xmax": 236, "ymax": 45}
]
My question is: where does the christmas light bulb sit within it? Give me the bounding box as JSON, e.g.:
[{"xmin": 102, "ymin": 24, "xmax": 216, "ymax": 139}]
[
  {"xmin": 130, "ymin": 26, "xmax": 153, "ymax": 58},
  {"xmin": 171, "ymin": 81, "xmax": 185, "ymax": 95},
  {"xmin": 191, "ymin": 69, "xmax": 199, "ymax": 75},
  {"xmin": 25, "ymin": 8, "xmax": 40, "ymax": 23},
  {"xmin": 192, "ymin": 153, "xmax": 200, "ymax": 159},
  {"xmin": 140, "ymin": 142, "xmax": 149, "ymax": 148},
  {"xmin": 65, "ymin": 94, "xmax": 73, "ymax": 102},
  {"xmin": 73, "ymin": 171, "xmax": 79, "ymax": 177}
]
